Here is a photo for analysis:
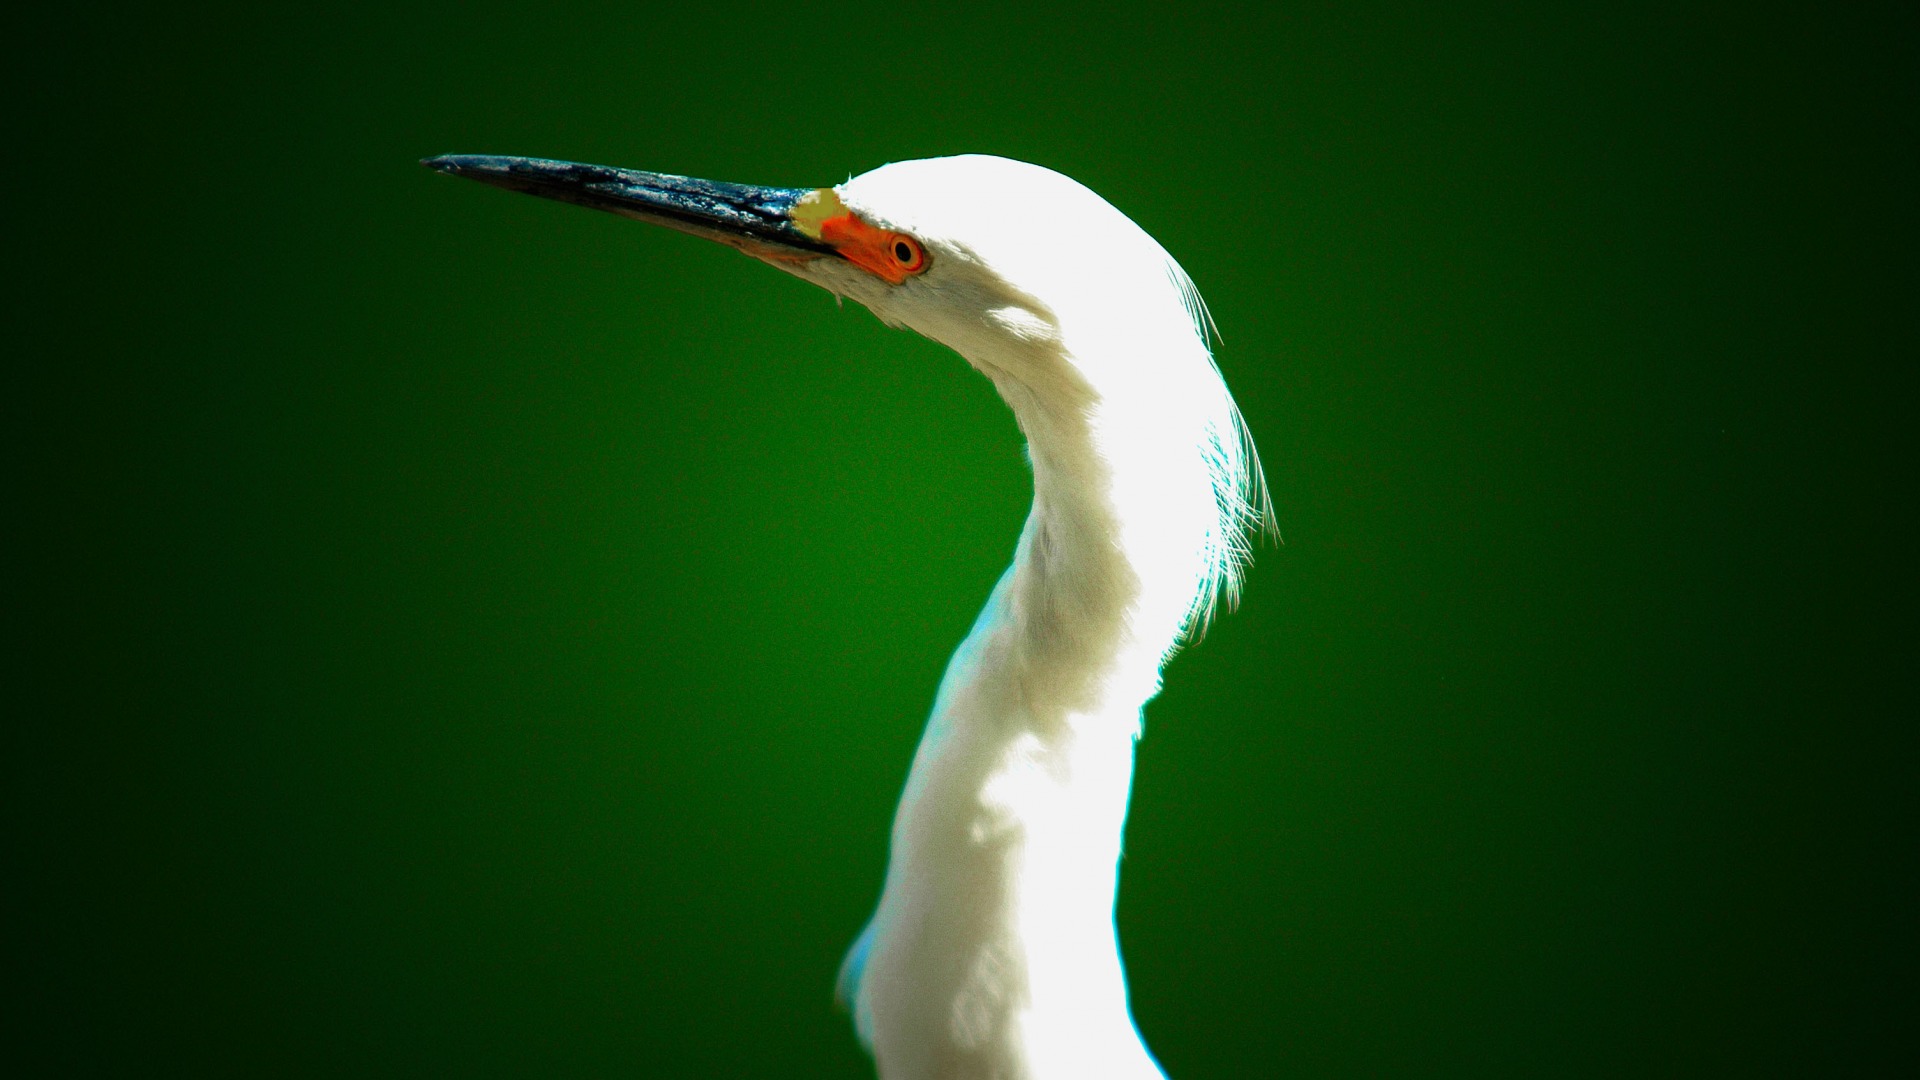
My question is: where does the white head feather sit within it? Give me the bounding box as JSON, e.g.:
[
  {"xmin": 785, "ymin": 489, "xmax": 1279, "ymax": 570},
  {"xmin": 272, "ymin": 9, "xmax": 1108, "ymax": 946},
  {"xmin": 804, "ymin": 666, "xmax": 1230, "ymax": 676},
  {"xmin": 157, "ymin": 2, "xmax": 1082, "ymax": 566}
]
[{"xmin": 766, "ymin": 155, "xmax": 1272, "ymax": 650}]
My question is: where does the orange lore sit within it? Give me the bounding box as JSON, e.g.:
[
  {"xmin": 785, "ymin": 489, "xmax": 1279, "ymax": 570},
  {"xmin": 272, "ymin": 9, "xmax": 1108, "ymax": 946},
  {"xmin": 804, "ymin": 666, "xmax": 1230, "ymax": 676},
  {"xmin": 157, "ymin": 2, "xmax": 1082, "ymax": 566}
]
[{"xmin": 791, "ymin": 187, "xmax": 929, "ymax": 284}]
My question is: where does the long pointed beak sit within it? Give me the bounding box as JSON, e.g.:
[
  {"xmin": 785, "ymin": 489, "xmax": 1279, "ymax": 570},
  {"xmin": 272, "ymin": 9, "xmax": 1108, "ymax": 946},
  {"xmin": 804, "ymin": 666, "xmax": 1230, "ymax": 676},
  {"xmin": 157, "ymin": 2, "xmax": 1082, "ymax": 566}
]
[{"xmin": 421, "ymin": 154, "xmax": 833, "ymax": 260}]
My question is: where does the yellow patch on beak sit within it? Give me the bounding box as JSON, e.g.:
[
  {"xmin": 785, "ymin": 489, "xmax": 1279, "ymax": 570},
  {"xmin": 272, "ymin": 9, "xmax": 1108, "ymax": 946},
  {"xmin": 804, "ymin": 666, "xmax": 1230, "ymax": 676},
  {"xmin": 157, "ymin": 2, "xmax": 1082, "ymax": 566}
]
[{"xmin": 791, "ymin": 188, "xmax": 850, "ymax": 241}]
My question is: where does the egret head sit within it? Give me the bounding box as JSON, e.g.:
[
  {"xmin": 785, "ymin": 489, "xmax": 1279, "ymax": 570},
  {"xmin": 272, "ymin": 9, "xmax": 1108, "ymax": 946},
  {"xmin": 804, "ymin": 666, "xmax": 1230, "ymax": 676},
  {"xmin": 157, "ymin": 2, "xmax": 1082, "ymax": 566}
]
[
  {"xmin": 779, "ymin": 157, "xmax": 1208, "ymax": 397},
  {"xmin": 427, "ymin": 155, "xmax": 1194, "ymax": 397},
  {"xmin": 422, "ymin": 152, "xmax": 1270, "ymax": 629}
]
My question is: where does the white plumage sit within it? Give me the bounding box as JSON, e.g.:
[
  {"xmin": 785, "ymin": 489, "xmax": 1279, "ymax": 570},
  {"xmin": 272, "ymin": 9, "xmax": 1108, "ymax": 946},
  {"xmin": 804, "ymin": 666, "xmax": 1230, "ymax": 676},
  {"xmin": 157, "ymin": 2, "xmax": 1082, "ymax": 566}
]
[{"xmin": 426, "ymin": 152, "xmax": 1271, "ymax": 1080}]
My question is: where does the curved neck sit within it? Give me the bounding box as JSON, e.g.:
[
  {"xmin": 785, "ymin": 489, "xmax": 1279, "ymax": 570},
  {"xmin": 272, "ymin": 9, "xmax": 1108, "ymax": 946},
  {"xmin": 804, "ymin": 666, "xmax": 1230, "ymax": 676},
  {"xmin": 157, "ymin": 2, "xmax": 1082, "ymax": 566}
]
[
  {"xmin": 847, "ymin": 380, "xmax": 1205, "ymax": 1078},
  {"xmin": 992, "ymin": 372, "xmax": 1220, "ymax": 719}
]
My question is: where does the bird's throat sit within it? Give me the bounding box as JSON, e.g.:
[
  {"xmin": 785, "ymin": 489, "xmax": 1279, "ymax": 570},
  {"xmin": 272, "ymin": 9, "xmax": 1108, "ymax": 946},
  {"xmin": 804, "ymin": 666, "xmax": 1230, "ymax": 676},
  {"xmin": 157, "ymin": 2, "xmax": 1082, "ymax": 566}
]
[{"xmin": 850, "ymin": 418, "xmax": 1196, "ymax": 1075}]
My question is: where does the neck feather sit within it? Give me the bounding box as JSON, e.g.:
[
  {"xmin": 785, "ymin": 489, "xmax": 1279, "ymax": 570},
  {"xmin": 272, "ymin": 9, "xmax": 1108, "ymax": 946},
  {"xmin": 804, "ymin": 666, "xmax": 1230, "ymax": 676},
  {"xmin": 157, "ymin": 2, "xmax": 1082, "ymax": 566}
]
[
  {"xmin": 992, "ymin": 365, "xmax": 1239, "ymax": 719},
  {"xmin": 846, "ymin": 319, "xmax": 1257, "ymax": 1080}
]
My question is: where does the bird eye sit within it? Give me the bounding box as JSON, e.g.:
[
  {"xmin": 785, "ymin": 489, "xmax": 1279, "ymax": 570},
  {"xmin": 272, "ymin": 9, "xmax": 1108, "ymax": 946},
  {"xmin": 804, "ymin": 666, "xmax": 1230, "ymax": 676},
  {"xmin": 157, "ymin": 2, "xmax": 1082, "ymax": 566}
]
[{"xmin": 889, "ymin": 235, "xmax": 927, "ymax": 274}]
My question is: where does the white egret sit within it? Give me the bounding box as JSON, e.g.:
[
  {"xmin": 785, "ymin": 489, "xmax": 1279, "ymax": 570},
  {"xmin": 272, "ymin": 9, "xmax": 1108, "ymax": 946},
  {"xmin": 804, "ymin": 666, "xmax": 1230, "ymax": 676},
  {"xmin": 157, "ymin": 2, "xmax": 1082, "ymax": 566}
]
[{"xmin": 424, "ymin": 153, "xmax": 1271, "ymax": 1080}]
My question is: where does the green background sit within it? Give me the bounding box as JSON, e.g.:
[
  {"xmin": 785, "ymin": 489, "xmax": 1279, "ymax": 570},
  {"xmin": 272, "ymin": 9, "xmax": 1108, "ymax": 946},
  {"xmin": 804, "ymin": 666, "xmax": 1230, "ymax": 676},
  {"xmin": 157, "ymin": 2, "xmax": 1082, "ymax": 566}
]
[{"xmin": 17, "ymin": 3, "xmax": 1910, "ymax": 1075}]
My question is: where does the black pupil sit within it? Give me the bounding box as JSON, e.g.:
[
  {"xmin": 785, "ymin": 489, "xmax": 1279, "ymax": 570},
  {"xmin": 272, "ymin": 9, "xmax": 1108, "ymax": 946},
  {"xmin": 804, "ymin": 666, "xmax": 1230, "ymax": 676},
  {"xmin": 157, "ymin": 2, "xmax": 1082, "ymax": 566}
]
[{"xmin": 894, "ymin": 241, "xmax": 913, "ymax": 263}]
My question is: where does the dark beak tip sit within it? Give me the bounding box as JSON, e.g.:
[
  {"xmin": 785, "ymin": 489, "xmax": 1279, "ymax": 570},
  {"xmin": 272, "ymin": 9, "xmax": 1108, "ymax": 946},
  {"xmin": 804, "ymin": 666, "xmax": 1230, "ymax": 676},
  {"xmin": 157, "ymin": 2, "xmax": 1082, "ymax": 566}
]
[{"xmin": 422, "ymin": 154, "xmax": 486, "ymax": 176}]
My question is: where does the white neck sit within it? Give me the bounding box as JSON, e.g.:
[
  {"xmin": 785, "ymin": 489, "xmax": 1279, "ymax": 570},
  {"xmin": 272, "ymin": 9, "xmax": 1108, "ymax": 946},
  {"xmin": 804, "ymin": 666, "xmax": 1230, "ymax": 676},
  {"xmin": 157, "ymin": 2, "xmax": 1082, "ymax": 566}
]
[{"xmin": 844, "ymin": 378, "xmax": 1212, "ymax": 1080}]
